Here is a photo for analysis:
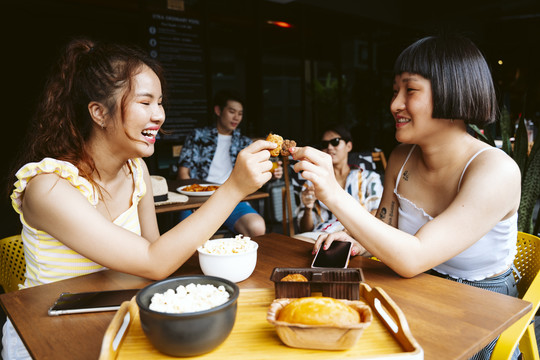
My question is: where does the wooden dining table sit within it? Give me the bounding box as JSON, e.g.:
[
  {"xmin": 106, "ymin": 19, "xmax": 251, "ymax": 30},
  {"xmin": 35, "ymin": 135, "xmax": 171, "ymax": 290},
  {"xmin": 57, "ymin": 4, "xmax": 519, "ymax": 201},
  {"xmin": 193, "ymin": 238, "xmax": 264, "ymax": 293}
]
[
  {"xmin": 155, "ymin": 178, "xmax": 269, "ymax": 214},
  {"xmin": 0, "ymin": 233, "xmax": 532, "ymax": 360}
]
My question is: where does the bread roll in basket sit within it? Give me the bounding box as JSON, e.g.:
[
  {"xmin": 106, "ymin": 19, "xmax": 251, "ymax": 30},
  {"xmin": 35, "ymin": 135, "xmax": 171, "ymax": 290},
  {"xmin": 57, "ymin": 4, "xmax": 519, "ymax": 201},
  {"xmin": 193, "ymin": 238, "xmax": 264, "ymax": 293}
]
[{"xmin": 267, "ymin": 297, "xmax": 372, "ymax": 350}]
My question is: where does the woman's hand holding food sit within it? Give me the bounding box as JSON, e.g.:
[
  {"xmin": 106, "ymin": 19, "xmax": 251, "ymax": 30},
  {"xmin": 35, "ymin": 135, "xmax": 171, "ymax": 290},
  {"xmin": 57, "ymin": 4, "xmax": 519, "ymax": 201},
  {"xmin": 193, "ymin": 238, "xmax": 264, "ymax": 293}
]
[
  {"xmin": 290, "ymin": 146, "xmax": 342, "ymax": 205},
  {"xmin": 314, "ymin": 231, "xmax": 367, "ymax": 257},
  {"xmin": 264, "ymin": 133, "xmax": 296, "ymax": 182},
  {"xmin": 227, "ymin": 140, "xmax": 276, "ymax": 196}
]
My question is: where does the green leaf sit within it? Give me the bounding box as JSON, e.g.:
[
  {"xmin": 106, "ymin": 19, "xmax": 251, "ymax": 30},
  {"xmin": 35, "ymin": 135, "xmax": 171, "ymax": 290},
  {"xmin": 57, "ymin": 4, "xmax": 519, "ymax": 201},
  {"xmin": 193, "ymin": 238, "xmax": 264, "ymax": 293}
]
[
  {"xmin": 468, "ymin": 124, "xmax": 494, "ymax": 146},
  {"xmin": 499, "ymin": 106, "xmax": 513, "ymax": 156},
  {"xmin": 518, "ymin": 147, "xmax": 540, "ymax": 233},
  {"xmin": 514, "ymin": 116, "xmax": 529, "ymax": 174}
]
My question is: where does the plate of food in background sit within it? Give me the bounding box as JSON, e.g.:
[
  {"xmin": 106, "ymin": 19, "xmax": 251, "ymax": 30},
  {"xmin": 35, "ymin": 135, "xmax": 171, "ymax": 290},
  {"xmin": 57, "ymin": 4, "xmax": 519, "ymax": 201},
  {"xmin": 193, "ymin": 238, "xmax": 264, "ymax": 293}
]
[{"xmin": 177, "ymin": 183, "xmax": 220, "ymax": 196}]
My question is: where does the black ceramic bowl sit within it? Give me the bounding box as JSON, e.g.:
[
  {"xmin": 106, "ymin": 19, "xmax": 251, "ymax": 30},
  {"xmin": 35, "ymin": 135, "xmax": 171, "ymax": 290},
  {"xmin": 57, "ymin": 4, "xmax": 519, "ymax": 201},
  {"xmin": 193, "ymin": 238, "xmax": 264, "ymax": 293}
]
[{"xmin": 136, "ymin": 275, "xmax": 240, "ymax": 357}]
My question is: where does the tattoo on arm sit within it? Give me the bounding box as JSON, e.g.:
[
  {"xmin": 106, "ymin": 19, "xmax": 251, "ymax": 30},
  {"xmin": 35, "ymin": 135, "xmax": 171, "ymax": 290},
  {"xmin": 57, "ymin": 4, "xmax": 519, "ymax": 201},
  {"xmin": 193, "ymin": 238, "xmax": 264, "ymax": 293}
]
[
  {"xmin": 380, "ymin": 201, "xmax": 396, "ymax": 225},
  {"xmin": 389, "ymin": 201, "xmax": 395, "ymax": 224},
  {"xmin": 403, "ymin": 170, "xmax": 409, "ymax": 181}
]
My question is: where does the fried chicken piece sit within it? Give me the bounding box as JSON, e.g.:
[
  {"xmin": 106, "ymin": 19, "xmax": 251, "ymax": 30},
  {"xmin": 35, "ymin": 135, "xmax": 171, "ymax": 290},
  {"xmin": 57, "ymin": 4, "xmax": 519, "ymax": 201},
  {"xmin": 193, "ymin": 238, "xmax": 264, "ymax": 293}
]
[
  {"xmin": 266, "ymin": 133, "xmax": 297, "ymax": 157},
  {"xmin": 281, "ymin": 139, "xmax": 296, "ymax": 156},
  {"xmin": 266, "ymin": 133, "xmax": 284, "ymax": 157}
]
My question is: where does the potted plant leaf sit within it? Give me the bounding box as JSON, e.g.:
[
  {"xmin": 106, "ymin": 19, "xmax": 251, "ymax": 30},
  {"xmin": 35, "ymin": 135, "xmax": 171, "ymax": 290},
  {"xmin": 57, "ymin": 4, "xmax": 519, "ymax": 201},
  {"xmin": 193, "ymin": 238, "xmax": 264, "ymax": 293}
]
[{"xmin": 470, "ymin": 106, "xmax": 540, "ymax": 235}]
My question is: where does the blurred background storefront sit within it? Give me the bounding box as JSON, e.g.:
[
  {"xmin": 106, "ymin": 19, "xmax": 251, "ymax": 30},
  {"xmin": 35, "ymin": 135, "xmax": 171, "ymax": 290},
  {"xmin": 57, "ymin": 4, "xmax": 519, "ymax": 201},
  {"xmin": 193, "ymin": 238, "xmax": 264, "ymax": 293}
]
[{"xmin": 2, "ymin": 0, "xmax": 539, "ymax": 237}]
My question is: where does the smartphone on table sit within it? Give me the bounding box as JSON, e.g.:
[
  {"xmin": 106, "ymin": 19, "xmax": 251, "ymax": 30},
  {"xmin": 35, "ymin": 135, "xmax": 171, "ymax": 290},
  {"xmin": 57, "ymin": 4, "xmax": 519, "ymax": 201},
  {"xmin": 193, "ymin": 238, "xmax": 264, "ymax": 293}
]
[
  {"xmin": 311, "ymin": 240, "xmax": 352, "ymax": 268},
  {"xmin": 48, "ymin": 289, "xmax": 140, "ymax": 316}
]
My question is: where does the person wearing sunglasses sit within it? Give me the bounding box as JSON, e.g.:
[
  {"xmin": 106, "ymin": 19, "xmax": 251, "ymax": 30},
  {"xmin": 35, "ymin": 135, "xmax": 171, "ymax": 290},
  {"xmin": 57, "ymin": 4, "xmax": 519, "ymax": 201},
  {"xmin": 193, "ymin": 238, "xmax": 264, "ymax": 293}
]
[
  {"xmin": 296, "ymin": 124, "xmax": 383, "ymax": 238},
  {"xmin": 321, "ymin": 137, "xmax": 343, "ymax": 148}
]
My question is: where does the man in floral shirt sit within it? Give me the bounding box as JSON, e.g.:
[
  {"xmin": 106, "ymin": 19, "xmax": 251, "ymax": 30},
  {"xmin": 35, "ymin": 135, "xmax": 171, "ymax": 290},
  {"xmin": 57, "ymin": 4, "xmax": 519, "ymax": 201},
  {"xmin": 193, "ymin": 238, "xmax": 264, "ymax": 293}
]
[{"xmin": 177, "ymin": 89, "xmax": 282, "ymax": 237}]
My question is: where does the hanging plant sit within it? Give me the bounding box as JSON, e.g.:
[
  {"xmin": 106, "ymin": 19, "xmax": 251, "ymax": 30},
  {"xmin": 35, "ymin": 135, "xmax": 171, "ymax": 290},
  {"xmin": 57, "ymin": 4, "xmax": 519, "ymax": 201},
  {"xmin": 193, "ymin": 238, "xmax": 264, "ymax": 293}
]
[{"xmin": 310, "ymin": 72, "xmax": 347, "ymax": 126}]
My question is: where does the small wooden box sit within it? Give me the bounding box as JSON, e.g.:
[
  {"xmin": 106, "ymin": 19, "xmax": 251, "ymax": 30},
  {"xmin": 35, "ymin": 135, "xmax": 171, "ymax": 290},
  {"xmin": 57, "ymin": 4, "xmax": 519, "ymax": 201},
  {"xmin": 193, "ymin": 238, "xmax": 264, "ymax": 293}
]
[{"xmin": 270, "ymin": 267, "xmax": 364, "ymax": 300}]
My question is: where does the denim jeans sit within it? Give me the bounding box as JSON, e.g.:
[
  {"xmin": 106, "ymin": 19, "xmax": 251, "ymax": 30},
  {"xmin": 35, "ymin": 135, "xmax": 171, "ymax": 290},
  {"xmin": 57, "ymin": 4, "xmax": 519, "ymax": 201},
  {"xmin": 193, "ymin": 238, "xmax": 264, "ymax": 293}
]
[{"xmin": 428, "ymin": 267, "xmax": 520, "ymax": 360}]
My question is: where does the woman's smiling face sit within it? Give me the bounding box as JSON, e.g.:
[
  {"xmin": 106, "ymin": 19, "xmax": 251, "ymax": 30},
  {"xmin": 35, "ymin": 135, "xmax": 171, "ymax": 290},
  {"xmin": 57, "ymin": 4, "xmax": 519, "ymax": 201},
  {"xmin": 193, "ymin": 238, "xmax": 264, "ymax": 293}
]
[
  {"xmin": 110, "ymin": 65, "xmax": 165, "ymax": 158},
  {"xmin": 390, "ymin": 72, "xmax": 435, "ymax": 143}
]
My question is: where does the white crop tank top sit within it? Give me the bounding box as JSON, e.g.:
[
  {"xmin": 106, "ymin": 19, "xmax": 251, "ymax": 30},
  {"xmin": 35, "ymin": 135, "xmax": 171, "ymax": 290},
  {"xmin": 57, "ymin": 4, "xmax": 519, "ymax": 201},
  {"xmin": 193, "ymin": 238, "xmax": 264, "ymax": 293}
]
[{"xmin": 393, "ymin": 145, "xmax": 517, "ymax": 281}]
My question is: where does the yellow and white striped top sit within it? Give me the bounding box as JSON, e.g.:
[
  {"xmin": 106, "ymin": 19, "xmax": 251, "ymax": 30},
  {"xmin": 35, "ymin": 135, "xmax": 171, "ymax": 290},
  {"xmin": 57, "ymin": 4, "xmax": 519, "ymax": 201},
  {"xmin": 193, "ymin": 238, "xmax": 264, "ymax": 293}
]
[{"xmin": 10, "ymin": 157, "xmax": 146, "ymax": 288}]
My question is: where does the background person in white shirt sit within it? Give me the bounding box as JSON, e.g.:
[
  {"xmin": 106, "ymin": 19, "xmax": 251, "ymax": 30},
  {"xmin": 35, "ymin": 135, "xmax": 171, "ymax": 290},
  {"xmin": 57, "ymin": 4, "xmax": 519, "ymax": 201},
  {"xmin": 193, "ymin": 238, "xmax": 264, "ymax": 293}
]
[{"xmin": 177, "ymin": 89, "xmax": 283, "ymax": 237}]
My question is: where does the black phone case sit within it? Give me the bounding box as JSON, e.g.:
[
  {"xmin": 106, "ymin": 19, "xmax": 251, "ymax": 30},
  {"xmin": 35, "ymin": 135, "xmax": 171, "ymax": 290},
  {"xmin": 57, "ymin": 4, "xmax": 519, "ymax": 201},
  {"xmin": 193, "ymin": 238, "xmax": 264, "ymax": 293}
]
[
  {"xmin": 48, "ymin": 289, "xmax": 139, "ymax": 316},
  {"xmin": 311, "ymin": 240, "xmax": 352, "ymax": 268}
]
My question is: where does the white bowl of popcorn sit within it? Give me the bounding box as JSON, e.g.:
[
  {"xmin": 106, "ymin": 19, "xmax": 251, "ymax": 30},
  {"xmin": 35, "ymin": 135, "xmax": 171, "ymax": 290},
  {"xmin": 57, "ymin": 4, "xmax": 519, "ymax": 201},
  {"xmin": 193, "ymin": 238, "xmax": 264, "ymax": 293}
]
[{"xmin": 197, "ymin": 235, "xmax": 258, "ymax": 283}]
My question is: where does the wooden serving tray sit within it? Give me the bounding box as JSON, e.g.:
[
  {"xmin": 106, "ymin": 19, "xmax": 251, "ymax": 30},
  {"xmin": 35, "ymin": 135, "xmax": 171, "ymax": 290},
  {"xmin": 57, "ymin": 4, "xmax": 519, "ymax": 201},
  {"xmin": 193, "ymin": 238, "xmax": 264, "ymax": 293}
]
[{"xmin": 99, "ymin": 283, "xmax": 423, "ymax": 359}]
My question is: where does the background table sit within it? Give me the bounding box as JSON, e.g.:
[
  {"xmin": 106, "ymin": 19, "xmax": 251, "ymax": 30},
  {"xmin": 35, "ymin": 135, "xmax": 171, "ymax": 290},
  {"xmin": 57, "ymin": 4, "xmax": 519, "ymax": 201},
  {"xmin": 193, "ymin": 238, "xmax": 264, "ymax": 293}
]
[
  {"xmin": 0, "ymin": 233, "xmax": 531, "ymax": 360},
  {"xmin": 155, "ymin": 179, "xmax": 269, "ymax": 214},
  {"xmin": 155, "ymin": 179, "xmax": 269, "ymax": 234}
]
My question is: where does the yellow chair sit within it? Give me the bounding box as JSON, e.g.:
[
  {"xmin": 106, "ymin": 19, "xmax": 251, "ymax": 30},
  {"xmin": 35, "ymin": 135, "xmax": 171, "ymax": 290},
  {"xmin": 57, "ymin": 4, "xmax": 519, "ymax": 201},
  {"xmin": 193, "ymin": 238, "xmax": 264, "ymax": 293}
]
[
  {"xmin": 0, "ymin": 235, "xmax": 26, "ymax": 293},
  {"xmin": 491, "ymin": 231, "xmax": 540, "ymax": 359},
  {"xmin": 371, "ymin": 150, "xmax": 387, "ymax": 170}
]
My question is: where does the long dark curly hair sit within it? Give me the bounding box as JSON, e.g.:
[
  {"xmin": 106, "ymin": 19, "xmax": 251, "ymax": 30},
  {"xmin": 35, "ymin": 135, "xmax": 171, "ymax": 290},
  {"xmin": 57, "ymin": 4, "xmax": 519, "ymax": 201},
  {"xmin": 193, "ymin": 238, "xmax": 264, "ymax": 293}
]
[{"xmin": 6, "ymin": 37, "xmax": 165, "ymax": 198}]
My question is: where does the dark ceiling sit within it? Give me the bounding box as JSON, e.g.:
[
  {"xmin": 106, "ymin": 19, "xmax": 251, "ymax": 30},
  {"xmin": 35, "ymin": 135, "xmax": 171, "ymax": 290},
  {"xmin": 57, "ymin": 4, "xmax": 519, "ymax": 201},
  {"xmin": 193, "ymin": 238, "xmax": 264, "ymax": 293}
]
[
  {"xmin": 274, "ymin": 0, "xmax": 540, "ymax": 116},
  {"xmin": 266, "ymin": 0, "xmax": 540, "ymax": 61},
  {"xmin": 283, "ymin": 0, "xmax": 540, "ymax": 24}
]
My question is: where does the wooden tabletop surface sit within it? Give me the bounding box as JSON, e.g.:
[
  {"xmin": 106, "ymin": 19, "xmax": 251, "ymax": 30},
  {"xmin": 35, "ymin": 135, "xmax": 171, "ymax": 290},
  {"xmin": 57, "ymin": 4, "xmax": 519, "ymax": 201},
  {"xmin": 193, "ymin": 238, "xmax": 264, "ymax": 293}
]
[
  {"xmin": 0, "ymin": 233, "xmax": 531, "ymax": 360},
  {"xmin": 155, "ymin": 179, "xmax": 269, "ymax": 213}
]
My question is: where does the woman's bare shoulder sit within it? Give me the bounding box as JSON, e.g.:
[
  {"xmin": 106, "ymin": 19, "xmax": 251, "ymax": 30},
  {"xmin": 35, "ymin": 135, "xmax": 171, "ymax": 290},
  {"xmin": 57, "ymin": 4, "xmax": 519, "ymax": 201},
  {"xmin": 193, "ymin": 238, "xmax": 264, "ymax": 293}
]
[
  {"xmin": 461, "ymin": 146, "xmax": 521, "ymax": 200},
  {"xmin": 25, "ymin": 172, "xmax": 69, "ymax": 196},
  {"xmin": 22, "ymin": 173, "xmax": 84, "ymax": 227},
  {"xmin": 469, "ymin": 146, "xmax": 520, "ymax": 176},
  {"xmin": 386, "ymin": 144, "xmax": 415, "ymax": 171},
  {"xmin": 24, "ymin": 173, "xmax": 87, "ymax": 213}
]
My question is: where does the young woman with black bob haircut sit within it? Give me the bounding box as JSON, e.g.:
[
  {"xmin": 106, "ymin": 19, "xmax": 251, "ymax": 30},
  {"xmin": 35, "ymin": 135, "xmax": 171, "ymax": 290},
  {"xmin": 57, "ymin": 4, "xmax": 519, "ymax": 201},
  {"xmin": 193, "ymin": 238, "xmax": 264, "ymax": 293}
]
[
  {"xmin": 3, "ymin": 38, "xmax": 276, "ymax": 359},
  {"xmin": 291, "ymin": 35, "xmax": 520, "ymax": 359}
]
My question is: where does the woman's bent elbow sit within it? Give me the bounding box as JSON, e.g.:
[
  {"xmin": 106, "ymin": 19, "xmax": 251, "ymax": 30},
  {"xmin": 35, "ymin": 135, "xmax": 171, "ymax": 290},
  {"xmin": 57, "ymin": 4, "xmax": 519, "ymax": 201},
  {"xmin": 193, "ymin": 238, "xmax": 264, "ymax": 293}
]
[
  {"xmin": 392, "ymin": 263, "xmax": 426, "ymax": 279},
  {"xmin": 397, "ymin": 270, "xmax": 418, "ymax": 279},
  {"xmin": 135, "ymin": 267, "xmax": 175, "ymax": 281}
]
